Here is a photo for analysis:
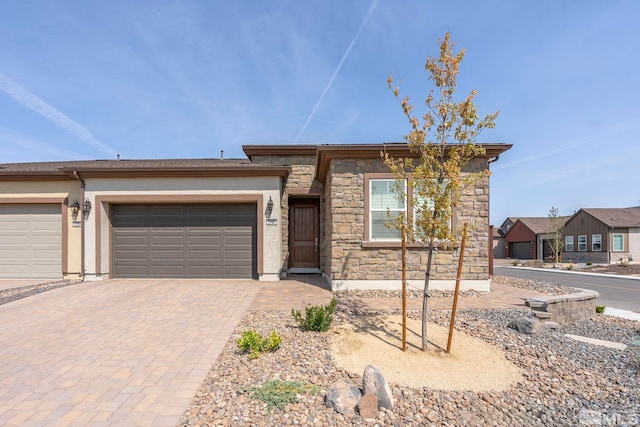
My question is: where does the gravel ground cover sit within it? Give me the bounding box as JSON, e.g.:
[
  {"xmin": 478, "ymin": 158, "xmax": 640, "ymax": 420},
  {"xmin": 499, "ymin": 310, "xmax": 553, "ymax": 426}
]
[
  {"xmin": 0, "ymin": 279, "xmax": 82, "ymax": 306},
  {"xmin": 491, "ymin": 276, "xmax": 577, "ymax": 295},
  {"xmin": 179, "ymin": 280, "xmax": 639, "ymax": 427}
]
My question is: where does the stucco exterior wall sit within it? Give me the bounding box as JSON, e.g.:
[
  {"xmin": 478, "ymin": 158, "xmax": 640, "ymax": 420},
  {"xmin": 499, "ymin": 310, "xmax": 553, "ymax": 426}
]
[
  {"xmin": 83, "ymin": 176, "xmax": 282, "ymax": 281},
  {"xmin": 325, "ymin": 157, "xmax": 491, "ymax": 290},
  {"xmin": 628, "ymin": 227, "xmax": 640, "ymax": 262},
  {"xmin": 248, "ymin": 155, "xmax": 324, "ymax": 273},
  {"xmin": 0, "ymin": 180, "xmax": 83, "ymax": 278}
]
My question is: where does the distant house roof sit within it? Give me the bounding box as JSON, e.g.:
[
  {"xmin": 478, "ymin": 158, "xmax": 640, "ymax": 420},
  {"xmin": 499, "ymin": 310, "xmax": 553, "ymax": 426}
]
[
  {"xmin": 581, "ymin": 207, "xmax": 640, "ymax": 228},
  {"xmin": 513, "ymin": 216, "xmax": 570, "ymax": 235}
]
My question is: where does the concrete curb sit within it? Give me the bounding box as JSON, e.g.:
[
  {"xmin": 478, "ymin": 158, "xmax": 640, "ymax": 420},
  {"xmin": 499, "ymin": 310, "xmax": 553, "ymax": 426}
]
[{"xmin": 498, "ymin": 265, "xmax": 640, "ymax": 281}]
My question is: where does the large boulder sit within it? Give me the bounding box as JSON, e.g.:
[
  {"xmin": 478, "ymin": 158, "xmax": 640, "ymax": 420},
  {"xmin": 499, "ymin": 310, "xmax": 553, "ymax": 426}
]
[
  {"xmin": 362, "ymin": 365, "xmax": 394, "ymax": 410},
  {"xmin": 508, "ymin": 317, "xmax": 542, "ymax": 334},
  {"xmin": 325, "ymin": 379, "xmax": 361, "ymax": 415}
]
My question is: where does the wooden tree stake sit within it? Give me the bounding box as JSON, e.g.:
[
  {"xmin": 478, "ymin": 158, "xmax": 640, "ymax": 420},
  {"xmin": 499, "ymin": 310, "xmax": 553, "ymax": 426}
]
[{"xmin": 447, "ymin": 223, "xmax": 468, "ymax": 353}]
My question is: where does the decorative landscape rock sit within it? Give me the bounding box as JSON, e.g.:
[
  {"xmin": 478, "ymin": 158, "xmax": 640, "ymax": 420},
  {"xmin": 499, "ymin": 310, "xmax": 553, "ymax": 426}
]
[
  {"xmin": 508, "ymin": 316, "xmax": 542, "ymax": 334},
  {"xmin": 325, "ymin": 379, "xmax": 361, "ymax": 415},
  {"xmin": 356, "ymin": 392, "xmax": 378, "ymax": 420},
  {"xmin": 362, "ymin": 365, "xmax": 394, "ymax": 410}
]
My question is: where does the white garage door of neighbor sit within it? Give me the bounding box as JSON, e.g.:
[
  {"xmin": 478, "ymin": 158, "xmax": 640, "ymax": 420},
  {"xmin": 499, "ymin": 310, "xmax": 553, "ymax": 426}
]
[{"xmin": 0, "ymin": 204, "xmax": 62, "ymax": 278}]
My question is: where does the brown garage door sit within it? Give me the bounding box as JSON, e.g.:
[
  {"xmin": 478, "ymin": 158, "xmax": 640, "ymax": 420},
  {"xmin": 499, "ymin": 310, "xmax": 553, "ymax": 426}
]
[
  {"xmin": 0, "ymin": 204, "xmax": 62, "ymax": 278},
  {"xmin": 112, "ymin": 204, "xmax": 256, "ymax": 278},
  {"xmin": 510, "ymin": 242, "xmax": 533, "ymax": 259}
]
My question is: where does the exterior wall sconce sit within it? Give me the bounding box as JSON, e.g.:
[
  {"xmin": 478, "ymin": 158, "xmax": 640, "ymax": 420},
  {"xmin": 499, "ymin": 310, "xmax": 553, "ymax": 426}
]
[
  {"xmin": 70, "ymin": 200, "xmax": 80, "ymax": 220},
  {"xmin": 82, "ymin": 199, "xmax": 92, "ymax": 219},
  {"xmin": 265, "ymin": 196, "xmax": 274, "ymax": 218}
]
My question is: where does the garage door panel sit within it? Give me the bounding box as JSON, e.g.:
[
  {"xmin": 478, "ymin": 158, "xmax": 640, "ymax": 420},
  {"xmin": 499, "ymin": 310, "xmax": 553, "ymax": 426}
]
[
  {"xmin": 0, "ymin": 204, "xmax": 62, "ymax": 278},
  {"xmin": 151, "ymin": 235, "xmax": 185, "ymax": 246},
  {"xmin": 189, "ymin": 250, "xmax": 221, "ymax": 260},
  {"xmin": 151, "ymin": 250, "xmax": 185, "ymax": 261},
  {"xmin": 114, "ymin": 250, "xmax": 148, "ymax": 260},
  {"xmin": 112, "ymin": 203, "xmax": 256, "ymax": 278}
]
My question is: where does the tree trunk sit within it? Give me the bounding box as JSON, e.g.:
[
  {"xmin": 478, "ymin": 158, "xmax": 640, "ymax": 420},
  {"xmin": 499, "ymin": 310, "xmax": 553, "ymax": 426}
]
[{"xmin": 422, "ymin": 245, "xmax": 435, "ymax": 351}]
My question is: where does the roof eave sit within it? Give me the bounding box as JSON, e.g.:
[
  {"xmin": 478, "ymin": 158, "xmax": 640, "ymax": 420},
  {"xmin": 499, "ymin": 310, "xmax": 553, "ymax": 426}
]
[
  {"xmin": 314, "ymin": 143, "xmax": 513, "ymax": 182},
  {"xmin": 59, "ymin": 166, "xmax": 291, "ymax": 178}
]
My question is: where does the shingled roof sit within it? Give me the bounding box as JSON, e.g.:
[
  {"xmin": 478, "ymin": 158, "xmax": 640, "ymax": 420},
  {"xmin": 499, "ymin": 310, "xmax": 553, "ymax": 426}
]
[
  {"xmin": 516, "ymin": 216, "xmax": 570, "ymax": 234},
  {"xmin": 0, "ymin": 158, "xmax": 289, "ymax": 179},
  {"xmin": 581, "ymin": 207, "xmax": 640, "ymax": 227}
]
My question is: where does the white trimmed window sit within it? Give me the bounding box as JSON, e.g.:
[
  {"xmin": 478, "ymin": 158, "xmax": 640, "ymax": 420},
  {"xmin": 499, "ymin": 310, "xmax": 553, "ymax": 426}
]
[
  {"xmin": 578, "ymin": 235, "xmax": 587, "ymax": 251},
  {"xmin": 565, "ymin": 236, "xmax": 574, "ymax": 252},
  {"xmin": 592, "ymin": 234, "xmax": 602, "ymax": 251},
  {"xmin": 369, "ymin": 179, "xmax": 406, "ymax": 240},
  {"xmin": 613, "ymin": 233, "xmax": 624, "ymax": 252}
]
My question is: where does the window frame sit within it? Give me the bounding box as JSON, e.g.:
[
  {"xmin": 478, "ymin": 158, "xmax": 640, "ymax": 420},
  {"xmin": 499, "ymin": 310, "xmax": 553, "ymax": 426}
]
[
  {"xmin": 565, "ymin": 235, "xmax": 574, "ymax": 252},
  {"xmin": 368, "ymin": 178, "xmax": 407, "ymax": 241},
  {"xmin": 612, "ymin": 233, "xmax": 624, "ymax": 252},
  {"xmin": 363, "ymin": 173, "xmax": 454, "ymax": 247},
  {"xmin": 592, "ymin": 234, "xmax": 602, "ymax": 252},
  {"xmin": 577, "ymin": 235, "xmax": 587, "ymax": 252}
]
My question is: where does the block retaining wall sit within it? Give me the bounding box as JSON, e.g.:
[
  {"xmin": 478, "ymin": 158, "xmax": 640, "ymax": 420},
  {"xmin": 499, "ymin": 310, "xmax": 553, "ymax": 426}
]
[{"xmin": 526, "ymin": 288, "xmax": 599, "ymax": 324}]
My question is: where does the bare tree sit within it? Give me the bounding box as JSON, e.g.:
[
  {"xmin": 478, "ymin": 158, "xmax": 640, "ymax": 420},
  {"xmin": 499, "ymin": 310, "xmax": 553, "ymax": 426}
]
[{"xmin": 548, "ymin": 206, "xmax": 565, "ymax": 266}]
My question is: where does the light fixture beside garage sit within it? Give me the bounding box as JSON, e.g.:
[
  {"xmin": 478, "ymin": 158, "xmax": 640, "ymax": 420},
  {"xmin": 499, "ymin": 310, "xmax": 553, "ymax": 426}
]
[
  {"xmin": 82, "ymin": 199, "xmax": 92, "ymax": 219},
  {"xmin": 266, "ymin": 196, "xmax": 274, "ymax": 218},
  {"xmin": 70, "ymin": 200, "xmax": 80, "ymax": 220}
]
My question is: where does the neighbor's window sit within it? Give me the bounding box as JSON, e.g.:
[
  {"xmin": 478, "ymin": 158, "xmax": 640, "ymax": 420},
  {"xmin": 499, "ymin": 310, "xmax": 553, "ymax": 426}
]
[
  {"xmin": 369, "ymin": 179, "xmax": 406, "ymax": 240},
  {"xmin": 592, "ymin": 234, "xmax": 602, "ymax": 251},
  {"xmin": 578, "ymin": 235, "xmax": 587, "ymax": 251},
  {"xmin": 565, "ymin": 236, "xmax": 574, "ymax": 251},
  {"xmin": 613, "ymin": 233, "xmax": 624, "ymax": 252}
]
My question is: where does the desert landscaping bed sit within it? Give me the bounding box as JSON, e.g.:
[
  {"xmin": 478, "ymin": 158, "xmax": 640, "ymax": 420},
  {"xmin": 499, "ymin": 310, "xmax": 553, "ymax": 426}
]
[{"xmin": 179, "ymin": 295, "xmax": 639, "ymax": 426}]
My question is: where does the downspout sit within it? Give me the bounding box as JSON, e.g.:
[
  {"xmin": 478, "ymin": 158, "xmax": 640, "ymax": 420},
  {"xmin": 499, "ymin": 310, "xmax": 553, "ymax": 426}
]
[{"xmin": 72, "ymin": 171, "xmax": 86, "ymax": 280}]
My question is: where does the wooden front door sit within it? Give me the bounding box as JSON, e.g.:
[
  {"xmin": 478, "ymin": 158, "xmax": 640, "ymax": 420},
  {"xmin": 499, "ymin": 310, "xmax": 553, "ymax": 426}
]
[{"xmin": 289, "ymin": 199, "xmax": 320, "ymax": 269}]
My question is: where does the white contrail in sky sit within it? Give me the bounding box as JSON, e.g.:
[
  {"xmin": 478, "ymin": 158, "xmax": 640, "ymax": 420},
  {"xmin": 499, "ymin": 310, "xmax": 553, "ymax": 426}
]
[
  {"xmin": 294, "ymin": 0, "xmax": 379, "ymax": 143},
  {"xmin": 0, "ymin": 72, "xmax": 119, "ymax": 157}
]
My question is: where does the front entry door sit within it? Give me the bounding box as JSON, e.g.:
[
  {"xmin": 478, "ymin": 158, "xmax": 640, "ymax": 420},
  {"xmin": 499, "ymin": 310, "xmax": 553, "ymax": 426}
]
[{"xmin": 289, "ymin": 199, "xmax": 320, "ymax": 269}]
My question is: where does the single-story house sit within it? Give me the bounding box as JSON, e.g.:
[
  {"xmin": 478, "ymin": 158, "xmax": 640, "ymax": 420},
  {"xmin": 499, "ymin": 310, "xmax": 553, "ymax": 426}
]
[
  {"xmin": 503, "ymin": 217, "xmax": 569, "ymax": 260},
  {"xmin": 562, "ymin": 207, "xmax": 640, "ymax": 264},
  {"xmin": 0, "ymin": 142, "xmax": 511, "ymax": 291},
  {"xmin": 492, "ymin": 217, "xmax": 519, "ymax": 259}
]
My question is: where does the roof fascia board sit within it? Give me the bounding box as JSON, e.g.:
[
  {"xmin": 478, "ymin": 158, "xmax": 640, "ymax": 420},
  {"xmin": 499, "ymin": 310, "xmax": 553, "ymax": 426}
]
[
  {"xmin": 57, "ymin": 166, "xmax": 291, "ymax": 178},
  {"xmin": 314, "ymin": 143, "xmax": 513, "ymax": 182},
  {"xmin": 242, "ymin": 145, "xmax": 319, "ymax": 159}
]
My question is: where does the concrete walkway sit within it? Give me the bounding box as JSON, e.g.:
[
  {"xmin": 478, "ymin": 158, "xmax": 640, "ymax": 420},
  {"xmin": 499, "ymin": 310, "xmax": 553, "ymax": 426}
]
[{"xmin": 0, "ymin": 279, "xmax": 258, "ymax": 427}]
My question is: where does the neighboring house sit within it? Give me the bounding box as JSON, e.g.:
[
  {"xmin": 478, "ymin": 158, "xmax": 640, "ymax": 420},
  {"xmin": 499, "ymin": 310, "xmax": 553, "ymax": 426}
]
[
  {"xmin": 492, "ymin": 226, "xmax": 506, "ymax": 259},
  {"xmin": 492, "ymin": 217, "xmax": 519, "ymax": 259},
  {"xmin": 0, "ymin": 142, "xmax": 511, "ymax": 291},
  {"xmin": 503, "ymin": 217, "xmax": 569, "ymax": 260},
  {"xmin": 562, "ymin": 207, "xmax": 640, "ymax": 264}
]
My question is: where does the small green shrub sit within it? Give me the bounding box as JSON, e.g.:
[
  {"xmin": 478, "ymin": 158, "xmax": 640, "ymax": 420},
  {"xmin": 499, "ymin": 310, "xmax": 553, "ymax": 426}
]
[
  {"xmin": 237, "ymin": 330, "xmax": 282, "ymax": 359},
  {"xmin": 586, "ymin": 261, "xmax": 593, "ymax": 266},
  {"xmin": 567, "ymin": 264, "xmax": 574, "ymax": 270},
  {"xmin": 245, "ymin": 379, "xmax": 319, "ymax": 412},
  {"xmin": 595, "ymin": 305, "xmax": 606, "ymax": 314},
  {"xmin": 291, "ymin": 298, "xmax": 337, "ymax": 332},
  {"xmin": 619, "ymin": 258, "xmax": 630, "ymax": 267},
  {"xmin": 512, "ymin": 260, "xmax": 519, "ymax": 266}
]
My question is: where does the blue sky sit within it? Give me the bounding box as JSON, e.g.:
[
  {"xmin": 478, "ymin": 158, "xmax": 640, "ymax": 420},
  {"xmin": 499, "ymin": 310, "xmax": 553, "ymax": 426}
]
[{"xmin": 0, "ymin": 1, "xmax": 638, "ymax": 225}]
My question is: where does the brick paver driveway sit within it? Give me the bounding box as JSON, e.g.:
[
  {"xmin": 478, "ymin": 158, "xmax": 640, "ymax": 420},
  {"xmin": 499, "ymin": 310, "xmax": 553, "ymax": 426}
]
[{"xmin": 0, "ymin": 279, "xmax": 259, "ymax": 426}]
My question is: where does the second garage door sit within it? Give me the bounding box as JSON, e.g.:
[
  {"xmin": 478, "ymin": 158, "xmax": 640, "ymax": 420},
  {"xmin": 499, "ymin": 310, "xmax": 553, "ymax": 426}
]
[
  {"xmin": 112, "ymin": 204, "xmax": 257, "ymax": 279},
  {"xmin": 0, "ymin": 204, "xmax": 62, "ymax": 278},
  {"xmin": 510, "ymin": 242, "xmax": 533, "ymax": 259}
]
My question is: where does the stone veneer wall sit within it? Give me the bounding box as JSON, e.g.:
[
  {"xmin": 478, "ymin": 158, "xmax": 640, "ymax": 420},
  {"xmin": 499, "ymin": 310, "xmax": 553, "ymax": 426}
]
[
  {"xmin": 327, "ymin": 157, "xmax": 490, "ymax": 281},
  {"xmin": 249, "ymin": 155, "xmax": 324, "ymax": 272},
  {"xmin": 561, "ymin": 251, "xmax": 636, "ymax": 264}
]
